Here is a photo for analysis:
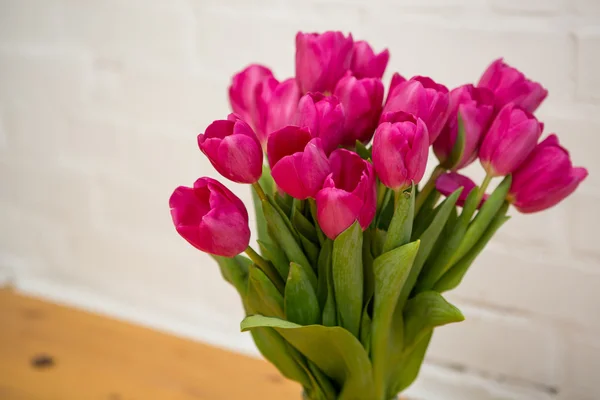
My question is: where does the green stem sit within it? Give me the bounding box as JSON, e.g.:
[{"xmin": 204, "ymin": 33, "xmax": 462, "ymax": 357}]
[
  {"xmin": 252, "ymin": 182, "xmax": 268, "ymax": 203},
  {"xmin": 476, "ymin": 173, "xmax": 493, "ymax": 207},
  {"xmin": 245, "ymin": 246, "xmax": 285, "ymax": 294},
  {"xmin": 414, "ymin": 165, "xmax": 445, "ymax": 215}
]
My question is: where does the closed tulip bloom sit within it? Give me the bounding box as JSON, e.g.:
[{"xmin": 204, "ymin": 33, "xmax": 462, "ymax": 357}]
[
  {"xmin": 382, "ymin": 76, "xmax": 450, "ymax": 143},
  {"xmin": 316, "ymin": 149, "xmax": 377, "ymax": 239},
  {"xmin": 509, "ymin": 134, "xmax": 588, "ymax": 213},
  {"xmin": 256, "ymin": 78, "xmax": 301, "ymax": 147},
  {"xmin": 169, "ymin": 177, "xmax": 250, "ymax": 257},
  {"xmin": 334, "ymin": 74, "xmax": 385, "ymax": 145},
  {"xmin": 296, "ymin": 92, "xmax": 346, "ymax": 154},
  {"xmin": 267, "ymin": 126, "xmax": 330, "ymax": 199},
  {"xmin": 228, "ymin": 64, "xmax": 275, "ymax": 132},
  {"xmin": 479, "ymin": 103, "xmax": 542, "ymax": 177},
  {"xmin": 436, "ymin": 172, "xmax": 487, "ymax": 208},
  {"xmin": 295, "ymin": 31, "xmax": 354, "ymax": 93},
  {"xmin": 198, "ymin": 114, "xmax": 263, "ymax": 184},
  {"xmin": 434, "ymin": 85, "xmax": 495, "ymax": 170},
  {"xmin": 384, "ymin": 72, "xmax": 407, "ymax": 105},
  {"xmin": 478, "ymin": 58, "xmax": 548, "ymax": 113},
  {"xmin": 373, "ymin": 112, "xmax": 430, "ymax": 190},
  {"xmin": 350, "ymin": 40, "xmax": 390, "ymax": 79}
]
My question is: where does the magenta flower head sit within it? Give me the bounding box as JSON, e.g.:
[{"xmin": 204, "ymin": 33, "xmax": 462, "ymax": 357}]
[
  {"xmin": 350, "ymin": 40, "xmax": 390, "ymax": 79},
  {"xmin": 334, "ymin": 74, "xmax": 385, "ymax": 145},
  {"xmin": 228, "ymin": 64, "xmax": 275, "ymax": 132},
  {"xmin": 169, "ymin": 177, "xmax": 250, "ymax": 257},
  {"xmin": 316, "ymin": 149, "xmax": 376, "ymax": 239},
  {"xmin": 434, "ymin": 84, "xmax": 495, "ymax": 170},
  {"xmin": 382, "ymin": 76, "xmax": 450, "ymax": 144},
  {"xmin": 255, "ymin": 78, "xmax": 301, "ymax": 149},
  {"xmin": 479, "ymin": 103, "xmax": 543, "ymax": 177},
  {"xmin": 295, "ymin": 31, "xmax": 354, "ymax": 93},
  {"xmin": 478, "ymin": 58, "xmax": 548, "ymax": 113},
  {"xmin": 385, "ymin": 72, "xmax": 407, "ymax": 105},
  {"xmin": 198, "ymin": 114, "xmax": 263, "ymax": 184},
  {"xmin": 267, "ymin": 126, "xmax": 330, "ymax": 199},
  {"xmin": 296, "ymin": 92, "xmax": 346, "ymax": 154},
  {"xmin": 436, "ymin": 172, "xmax": 488, "ymax": 208},
  {"xmin": 509, "ymin": 134, "xmax": 588, "ymax": 213},
  {"xmin": 373, "ymin": 112, "xmax": 430, "ymax": 190}
]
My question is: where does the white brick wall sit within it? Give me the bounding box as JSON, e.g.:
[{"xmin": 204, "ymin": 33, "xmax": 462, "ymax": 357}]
[{"xmin": 0, "ymin": 1, "xmax": 598, "ymax": 398}]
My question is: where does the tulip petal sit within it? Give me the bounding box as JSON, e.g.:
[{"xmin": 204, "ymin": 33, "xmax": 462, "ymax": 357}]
[{"xmin": 316, "ymin": 187, "xmax": 363, "ymax": 239}]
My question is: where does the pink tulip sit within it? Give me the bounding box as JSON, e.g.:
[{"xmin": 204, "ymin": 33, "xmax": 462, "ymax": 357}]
[
  {"xmin": 478, "ymin": 58, "xmax": 548, "ymax": 113},
  {"xmin": 350, "ymin": 40, "xmax": 390, "ymax": 79},
  {"xmin": 296, "ymin": 92, "xmax": 346, "ymax": 154},
  {"xmin": 169, "ymin": 177, "xmax": 250, "ymax": 257},
  {"xmin": 479, "ymin": 103, "xmax": 542, "ymax": 177},
  {"xmin": 382, "ymin": 76, "xmax": 450, "ymax": 143},
  {"xmin": 295, "ymin": 31, "xmax": 354, "ymax": 93},
  {"xmin": 433, "ymin": 85, "xmax": 495, "ymax": 170},
  {"xmin": 436, "ymin": 172, "xmax": 487, "ymax": 208},
  {"xmin": 509, "ymin": 134, "xmax": 588, "ymax": 213},
  {"xmin": 334, "ymin": 74, "xmax": 385, "ymax": 145},
  {"xmin": 256, "ymin": 78, "xmax": 301, "ymax": 147},
  {"xmin": 384, "ymin": 72, "xmax": 407, "ymax": 105},
  {"xmin": 373, "ymin": 112, "xmax": 430, "ymax": 190},
  {"xmin": 198, "ymin": 114, "xmax": 263, "ymax": 184},
  {"xmin": 267, "ymin": 126, "xmax": 330, "ymax": 199},
  {"xmin": 228, "ymin": 64, "xmax": 275, "ymax": 132},
  {"xmin": 316, "ymin": 149, "xmax": 376, "ymax": 239}
]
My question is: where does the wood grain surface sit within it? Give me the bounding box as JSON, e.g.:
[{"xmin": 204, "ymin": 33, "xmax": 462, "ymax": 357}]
[{"xmin": 0, "ymin": 288, "xmax": 302, "ymax": 400}]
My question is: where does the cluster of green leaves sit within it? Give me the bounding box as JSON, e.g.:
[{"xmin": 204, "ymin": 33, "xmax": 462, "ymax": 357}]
[{"xmin": 213, "ymin": 164, "xmax": 511, "ymax": 400}]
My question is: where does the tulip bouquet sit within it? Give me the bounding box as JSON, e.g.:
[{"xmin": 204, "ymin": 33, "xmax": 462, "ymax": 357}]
[{"xmin": 169, "ymin": 31, "xmax": 587, "ymax": 400}]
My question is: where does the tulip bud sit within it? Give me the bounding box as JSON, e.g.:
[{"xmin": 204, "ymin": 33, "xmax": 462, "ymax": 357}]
[
  {"xmin": 256, "ymin": 78, "xmax": 301, "ymax": 146},
  {"xmin": 478, "ymin": 58, "xmax": 548, "ymax": 113},
  {"xmin": 228, "ymin": 64, "xmax": 275, "ymax": 132},
  {"xmin": 334, "ymin": 74, "xmax": 384, "ymax": 145},
  {"xmin": 436, "ymin": 172, "xmax": 487, "ymax": 208},
  {"xmin": 372, "ymin": 112, "xmax": 430, "ymax": 190},
  {"xmin": 382, "ymin": 76, "xmax": 450, "ymax": 143},
  {"xmin": 296, "ymin": 92, "xmax": 346, "ymax": 154},
  {"xmin": 479, "ymin": 104, "xmax": 542, "ymax": 177},
  {"xmin": 169, "ymin": 177, "xmax": 250, "ymax": 257},
  {"xmin": 295, "ymin": 31, "xmax": 354, "ymax": 93},
  {"xmin": 267, "ymin": 126, "xmax": 330, "ymax": 199},
  {"xmin": 198, "ymin": 114, "xmax": 263, "ymax": 184},
  {"xmin": 434, "ymin": 85, "xmax": 495, "ymax": 170},
  {"xmin": 385, "ymin": 72, "xmax": 407, "ymax": 105},
  {"xmin": 350, "ymin": 40, "xmax": 390, "ymax": 79},
  {"xmin": 509, "ymin": 134, "xmax": 588, "ymax": 213},
  {"xmin": 316, "ymin": 149, "xmax": 376, "ymax": 239}
]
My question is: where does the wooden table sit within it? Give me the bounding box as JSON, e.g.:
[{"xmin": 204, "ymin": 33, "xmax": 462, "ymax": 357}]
[{"xmin": 0, "ymin": 287, "xmax": 301, "ymax": 399}]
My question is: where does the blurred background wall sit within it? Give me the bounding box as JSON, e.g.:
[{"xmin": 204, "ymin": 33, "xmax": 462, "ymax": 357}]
[{"xmin": 0, "ymin": 1, "xmax": 599, "ymax": 399}]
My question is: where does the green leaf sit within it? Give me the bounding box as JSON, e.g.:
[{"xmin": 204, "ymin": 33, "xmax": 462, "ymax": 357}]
[
  {"xmin": 449, "ymin": 175, "xmax": 512, "ymax": 266},
  {"xmin": 444, "ymin": 113, "xmax": 466, "ymax": 170},
  {"xmin": 371, "ymin": 241, "xmax": 420, "ymax": 399},
  {"xmin": 307, "ymin": 361, "xmax": 338, "ymax": 400},
  {"xmin": 262, "ymin": 198, "xmax": 317, "ymax": 289},
  {"xmin": 359, "ymin": 301, "xmax": 372, "ymax": 356},
  {"xmin": 300, "ymin": 234, "xmax": 320, "ymax": 267},
  {"xmin": 355, "ymin": 140, "xmax": 372, "ymax": 160},
  {"xmin": 308, "ymin": 199, "xmax": 326, "ymax": 245},
  {"xmin": 275, "ymin": 192, "xmax": 294, "ymax": 218},
  {"xmin": 247, "ymin": 265, "xmax": 284, "ymax": 319},
  {"xmin": 332, "ymin": 221, "xmax": 364, "ymax": 338},
  {"xmin": 241, "ymin": 315, "xmax": 375, "ymax": 400},
  {"xmin": 317, "ymin": 240, "xmax": 333, "ymax": 309},
  {"xmin": 383, "ymin": 185, "xmax": 415, "ymax": 253},
  {"xmin": 257, "ymin": 239, "xmax": 290, "ymax": 281},
  {"xmin": 212, "ymin": 255, "xmax": 250, "ymax": 297},
  {"xmin": 376, "ymin": 189, "xmax": 394, "ymax": 231},
  {"xmin": 435, "ymin": 204, "xmax": 510, "ymax": 292},
  {"xmin": 403, "ymin": 291, "xmax": 464, "ymax": 350},
  {"xmin": 293, "ymin": 207, "xmax": 319, "ymax": 244},
  {"xmin": 322, "ymin": 289, "xmax": 337, "ymax": 327},
  {"xmin": 252, "ymin": 166, "xmax": 276, "ymax": 246},
  {"xmin": 371, "ymin": 228, "xmax": 387, "ymax": 259},
  {"xmin": 388, "ymin": 332, "xmax": 432, "ymax": 396},
  {"xmin": 416, "ymin": 186, "xmax": 479, "ymax": 292},
  {"xmin": 285, "ymin": 262, "xmax": 321, "ymax": 325},
  {"xmin": 397, "ymin": 188, "xmax": 462, "ymax": 308},
  {"xmin": 362, "ymin": 231, "xmax": 375, "ymax": 305},
  {"xmin": 411, "ymin": 191, "xmax": 441, "ymax": 240},
  {"xmin": 250, "ymin": 328, "xmax": 313, "ymax": 389}
]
